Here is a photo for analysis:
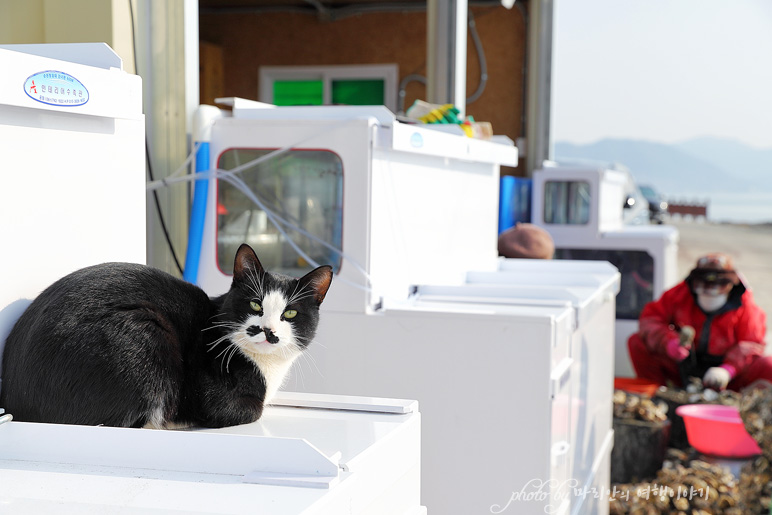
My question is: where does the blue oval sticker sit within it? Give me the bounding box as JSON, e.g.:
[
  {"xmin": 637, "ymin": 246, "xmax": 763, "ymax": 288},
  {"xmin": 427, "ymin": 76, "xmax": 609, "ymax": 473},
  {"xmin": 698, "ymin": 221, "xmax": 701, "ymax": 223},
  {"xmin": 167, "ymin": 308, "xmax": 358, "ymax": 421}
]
[
  {"xmin": 24, "ymin": 70, "xmax": 89, "ymax": 107},
  {"xmin": 410, "ymin": 132, "xmax": 423, "ymax": 148}
]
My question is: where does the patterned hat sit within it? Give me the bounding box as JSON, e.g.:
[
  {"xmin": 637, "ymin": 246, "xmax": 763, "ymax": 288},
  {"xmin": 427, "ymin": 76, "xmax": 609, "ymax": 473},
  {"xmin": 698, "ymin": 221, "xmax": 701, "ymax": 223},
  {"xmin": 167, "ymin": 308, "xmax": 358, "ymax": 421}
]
[{"xmin": 689, "ymin": 253, "xmax": 739, "ymax": 285}]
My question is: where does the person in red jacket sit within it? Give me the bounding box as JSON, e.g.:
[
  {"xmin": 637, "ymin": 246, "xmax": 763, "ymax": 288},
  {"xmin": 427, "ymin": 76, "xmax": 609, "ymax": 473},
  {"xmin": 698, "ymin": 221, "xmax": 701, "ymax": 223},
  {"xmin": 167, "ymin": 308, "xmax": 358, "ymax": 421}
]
[{"xmin": 628, "ymin": 253, "xmax": 770, "ymax": 391}]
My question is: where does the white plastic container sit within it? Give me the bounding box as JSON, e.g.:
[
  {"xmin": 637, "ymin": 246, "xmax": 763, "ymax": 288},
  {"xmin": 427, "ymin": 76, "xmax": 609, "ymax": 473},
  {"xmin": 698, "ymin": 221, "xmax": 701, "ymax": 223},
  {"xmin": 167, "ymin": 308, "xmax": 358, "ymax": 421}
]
[{"xmin": 0, "ymin": 392, "xmax": 423, "ymax": 514}]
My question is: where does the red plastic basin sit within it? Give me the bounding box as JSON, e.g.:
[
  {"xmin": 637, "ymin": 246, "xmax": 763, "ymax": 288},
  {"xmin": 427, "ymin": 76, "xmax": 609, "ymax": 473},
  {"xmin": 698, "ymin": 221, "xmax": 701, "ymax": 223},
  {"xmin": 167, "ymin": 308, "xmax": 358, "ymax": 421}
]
[{"xmin": 676, "ymin": 404, "xmax": 762, "ymax": 458}]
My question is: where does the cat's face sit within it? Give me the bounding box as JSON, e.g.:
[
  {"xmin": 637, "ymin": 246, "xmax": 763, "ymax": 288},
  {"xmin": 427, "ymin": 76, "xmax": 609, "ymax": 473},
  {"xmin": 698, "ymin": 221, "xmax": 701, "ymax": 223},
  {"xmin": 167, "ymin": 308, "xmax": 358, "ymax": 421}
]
[{"xmin": 218, "ymin": 245, "xmax": 332, "ymax": 363}]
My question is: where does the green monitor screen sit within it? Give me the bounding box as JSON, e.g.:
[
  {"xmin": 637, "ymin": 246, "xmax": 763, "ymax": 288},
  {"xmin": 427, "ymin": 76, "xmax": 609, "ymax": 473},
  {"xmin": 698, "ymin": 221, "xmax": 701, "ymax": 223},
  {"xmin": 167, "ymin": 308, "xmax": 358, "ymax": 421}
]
[
  {"xmin": 273, "ymin": 80, "xmax": 323, "ymax": 106},
  {"xmin": 332, "ymin": 79, "xmax": 384, "ymax": 105}
]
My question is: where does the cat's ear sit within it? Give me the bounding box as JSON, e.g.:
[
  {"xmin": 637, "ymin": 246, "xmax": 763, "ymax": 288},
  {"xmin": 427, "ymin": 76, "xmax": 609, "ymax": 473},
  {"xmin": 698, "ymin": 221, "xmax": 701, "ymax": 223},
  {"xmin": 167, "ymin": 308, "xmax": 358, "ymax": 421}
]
[
  {"xmin": 298, "ymin": 265, "xmax": 333, "ymax": 304},
  {"xmin": 233, "ymin": 244, "xmax": 265, "ymax": 282}
]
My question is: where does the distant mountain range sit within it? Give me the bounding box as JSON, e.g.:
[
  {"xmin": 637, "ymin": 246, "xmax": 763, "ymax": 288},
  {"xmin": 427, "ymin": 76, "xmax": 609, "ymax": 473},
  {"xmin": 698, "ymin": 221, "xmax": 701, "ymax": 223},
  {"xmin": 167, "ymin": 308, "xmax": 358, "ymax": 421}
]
[{"xmin": 554, "ymin": 137, "xmax": 772, "ymax": 197}]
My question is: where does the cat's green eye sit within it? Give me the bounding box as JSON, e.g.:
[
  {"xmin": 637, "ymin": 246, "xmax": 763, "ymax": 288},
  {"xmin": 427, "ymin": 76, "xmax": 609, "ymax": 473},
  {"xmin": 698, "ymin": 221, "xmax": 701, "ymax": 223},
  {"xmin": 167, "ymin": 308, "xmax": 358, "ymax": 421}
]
[
  {"xmin": 283, "ymin": 309, "xmax": 298, "ymax": 319},
  {"xmin": 250, "ymin": 301, "xmax": 262, "ymax": 312}
]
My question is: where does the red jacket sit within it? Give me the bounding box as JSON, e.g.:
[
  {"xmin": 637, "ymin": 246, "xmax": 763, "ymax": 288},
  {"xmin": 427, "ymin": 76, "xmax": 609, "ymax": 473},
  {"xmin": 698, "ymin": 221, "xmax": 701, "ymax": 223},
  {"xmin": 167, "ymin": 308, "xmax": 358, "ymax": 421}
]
[{"xmin": 638, "ymin": 280, "xmax": 767, "ymax": 375}]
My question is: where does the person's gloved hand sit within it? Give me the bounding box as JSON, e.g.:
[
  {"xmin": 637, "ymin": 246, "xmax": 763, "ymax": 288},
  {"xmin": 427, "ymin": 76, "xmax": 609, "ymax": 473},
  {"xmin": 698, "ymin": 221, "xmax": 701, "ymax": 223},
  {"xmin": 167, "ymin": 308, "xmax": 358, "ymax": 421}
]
[
  {"xmin": 679, "ymin": 326, "xmax": 695, "ymax": 347},
  {"xmin": 703, "ymin": 366, "xmax": 732, "ymax": 390},
  {"xmin": 665, "ymin": 338, "xmax": 690, "ymax": 362}
]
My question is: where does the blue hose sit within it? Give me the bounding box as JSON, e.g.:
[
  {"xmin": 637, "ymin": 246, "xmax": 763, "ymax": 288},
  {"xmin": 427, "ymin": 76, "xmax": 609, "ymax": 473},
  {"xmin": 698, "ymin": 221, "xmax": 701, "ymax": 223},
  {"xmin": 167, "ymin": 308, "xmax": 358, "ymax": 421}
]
[{"xmin": 182, "ymin": 142, "xmax": 210, "ymax": 284}]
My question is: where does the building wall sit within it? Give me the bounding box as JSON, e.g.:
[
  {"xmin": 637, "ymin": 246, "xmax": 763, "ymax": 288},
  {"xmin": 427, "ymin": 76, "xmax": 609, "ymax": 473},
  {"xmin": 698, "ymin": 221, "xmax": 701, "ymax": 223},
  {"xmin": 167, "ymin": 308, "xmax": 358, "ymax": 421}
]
[
  {"xmin": 0, "ymin": 0, "xmax": 45, "ymax": 43},
  {"xmin": 199, "ymin": 6, "xmax": 527, "ymax": 146},
  {"xmin": 0, "ymin": 0, "xmax": 134, "ymax": 73}
]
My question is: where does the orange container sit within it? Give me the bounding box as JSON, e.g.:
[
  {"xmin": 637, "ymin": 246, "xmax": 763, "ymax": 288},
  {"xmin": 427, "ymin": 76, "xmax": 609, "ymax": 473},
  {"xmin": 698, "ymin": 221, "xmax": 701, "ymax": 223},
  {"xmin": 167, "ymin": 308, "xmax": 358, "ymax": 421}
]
[{"xmin": 614, "ymin": 377, "xmax": 660, "ymax": 397}]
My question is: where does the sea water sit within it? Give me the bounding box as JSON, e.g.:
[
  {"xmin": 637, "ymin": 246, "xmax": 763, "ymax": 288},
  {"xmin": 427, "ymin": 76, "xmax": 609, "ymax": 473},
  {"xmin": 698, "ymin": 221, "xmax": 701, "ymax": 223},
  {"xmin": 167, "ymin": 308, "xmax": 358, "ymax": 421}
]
[
  {"xmin": 668, "ymin": 191, "xmax": 772, "ymax": 224},
  {"xmin": 700, "ymin": 192, "xmax": 772, "ymax": 224}
]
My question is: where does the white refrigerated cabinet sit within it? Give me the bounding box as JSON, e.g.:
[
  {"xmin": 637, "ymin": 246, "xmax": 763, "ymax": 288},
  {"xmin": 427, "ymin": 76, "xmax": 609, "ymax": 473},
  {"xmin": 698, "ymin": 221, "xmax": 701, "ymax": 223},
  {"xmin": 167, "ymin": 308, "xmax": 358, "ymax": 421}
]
[{"xmin": 194, "ymin": 103, "xmax": 618, "ymax": 514}]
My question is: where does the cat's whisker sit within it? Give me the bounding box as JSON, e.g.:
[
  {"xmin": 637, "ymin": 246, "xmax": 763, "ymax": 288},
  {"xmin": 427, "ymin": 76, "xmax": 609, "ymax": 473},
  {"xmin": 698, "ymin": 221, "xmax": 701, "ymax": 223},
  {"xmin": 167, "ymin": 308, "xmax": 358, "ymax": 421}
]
[
  {"xmin": 298, "ymin": 351, "xmax": 324, "ymax": 379},
  {"xmin": 243, "ymin": 275, "xmax": 260, "ymax": 300},
  {"xmin": 293, "ymin": 334, "xmax": 322, "ymax": 349},
  {"xmin": 292, "ymin": 358, "xmax": 306, "ymax": 390},
  {"xmin": 225, "ymin": 345, "xmax": 240, "ymax": 373},
  {"xmin": 288, "ymin": 281, "xmax": 301, "ymax": 305},
  {"xmin": 207, "ymin": 333, "xmax": 235, "ymax": 352},
  {"xmin": 203, "ymin": 322, "xmax": 239, "ymax": 332},
  {"xmin": 214, "ymin": 343, "xmax": 233, "ymax": 361},
  {"xmin": 208, "ymin": 312, "xmax": 230, "ymax": 322},
  {"xmin": 209, "ymin": 338, "xmax": 230, "ymax": 352},
  {"xmin": 222, "ymin": 334, "xmax": 251, "ymax": 372},
  {"xmin": 303, "ymin": 347, "xmax": 320, "ymax": 369},
  {"xmin": 245, "ymin": 284, "xmax": 261, "ymax": 300},
  {"xmin": 288, "ymin": 287, "xmax": 314, "ymax": 305},
  {"xmin": 207, "ymin": 318, "xmax": 237, "ymax": 325},
  {"xmin": 245, "ymin": 268, "xmax": 265, "ymax": 300},
  {"xmin": 212, "ymin": 323, "xmax": 239, "ymax": 330},
  {"xmin": 287, "ymin": 281, "xmax": 312, "ymax": 300},
  {"xmin": 288, "ymin": 294, "xmax": 316, "ymax": 306}
]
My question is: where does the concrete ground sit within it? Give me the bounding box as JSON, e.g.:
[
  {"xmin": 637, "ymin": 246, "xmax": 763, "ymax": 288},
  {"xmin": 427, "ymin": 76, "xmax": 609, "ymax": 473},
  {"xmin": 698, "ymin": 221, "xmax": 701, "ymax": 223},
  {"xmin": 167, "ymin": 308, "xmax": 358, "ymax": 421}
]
[{"xmin": 670, "ymin": 219, "xmax": 772, "ymax": 347}]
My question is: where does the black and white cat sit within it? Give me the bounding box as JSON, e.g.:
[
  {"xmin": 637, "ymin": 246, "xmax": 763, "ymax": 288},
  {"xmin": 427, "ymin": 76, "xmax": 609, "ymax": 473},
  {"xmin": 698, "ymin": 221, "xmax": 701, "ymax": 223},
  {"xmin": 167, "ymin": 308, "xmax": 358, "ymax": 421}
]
[{"xmin": 0, "ymin": 244, "xmax": 332, "ymax": 428}]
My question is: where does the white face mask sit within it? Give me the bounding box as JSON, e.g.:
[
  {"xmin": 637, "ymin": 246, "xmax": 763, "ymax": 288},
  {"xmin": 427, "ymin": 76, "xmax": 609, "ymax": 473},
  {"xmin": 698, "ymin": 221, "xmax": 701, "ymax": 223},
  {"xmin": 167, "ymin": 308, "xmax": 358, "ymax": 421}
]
[{"xmin": 697, "ymin": 292, "xmax": 729, "ymax": 313}]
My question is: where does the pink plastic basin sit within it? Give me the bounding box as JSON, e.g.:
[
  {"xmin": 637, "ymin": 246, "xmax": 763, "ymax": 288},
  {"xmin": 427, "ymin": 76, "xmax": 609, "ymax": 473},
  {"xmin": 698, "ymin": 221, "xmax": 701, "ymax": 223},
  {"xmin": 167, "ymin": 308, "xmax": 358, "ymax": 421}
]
[{"xmin": 676, "ymin": 404, "xmax": 762, "ymax": 458}]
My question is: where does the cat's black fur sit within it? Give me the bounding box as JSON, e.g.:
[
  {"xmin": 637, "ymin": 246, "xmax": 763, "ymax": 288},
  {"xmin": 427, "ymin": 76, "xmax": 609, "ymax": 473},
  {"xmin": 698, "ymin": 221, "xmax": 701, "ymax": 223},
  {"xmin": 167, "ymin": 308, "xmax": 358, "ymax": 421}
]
[{"xmin": 0, "ymin": 244, "xmax": 332, "ymax": 428}]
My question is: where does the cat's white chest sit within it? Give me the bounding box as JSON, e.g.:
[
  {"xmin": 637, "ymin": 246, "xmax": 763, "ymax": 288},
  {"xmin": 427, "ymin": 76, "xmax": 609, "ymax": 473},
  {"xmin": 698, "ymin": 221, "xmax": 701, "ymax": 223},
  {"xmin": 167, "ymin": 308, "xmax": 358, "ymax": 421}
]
[
  {"xmin": 234, "ymin": 290, "xmax": 305, "ymax": 403},
  {"xmin": 253, "ymin": 353, "xmax": 297, "ymax": 404}
]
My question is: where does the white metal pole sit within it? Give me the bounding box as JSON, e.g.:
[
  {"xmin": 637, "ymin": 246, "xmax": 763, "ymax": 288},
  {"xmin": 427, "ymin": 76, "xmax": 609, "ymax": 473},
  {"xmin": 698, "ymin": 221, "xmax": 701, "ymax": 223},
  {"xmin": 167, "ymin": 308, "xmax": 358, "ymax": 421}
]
[
  {"xmin": 426, "ymin": 0, "xmax": 468, "ymax": 117},
  {"xmin": 526, "ymin": 0, "xmax": 555, "ymax": 176}
]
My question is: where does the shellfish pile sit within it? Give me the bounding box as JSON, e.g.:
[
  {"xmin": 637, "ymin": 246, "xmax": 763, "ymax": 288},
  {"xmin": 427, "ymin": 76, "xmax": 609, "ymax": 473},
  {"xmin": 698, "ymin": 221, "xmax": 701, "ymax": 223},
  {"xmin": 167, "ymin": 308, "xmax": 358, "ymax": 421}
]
[
  {"xmin": 737, "ymin": 381, "xmax": 772, "ymax": 514},
  {"xmin": 610, "ymin": 380, "xmax": 772, "ymax": 513},
  {"xmin": 655, "ymin": 377, "xmax": 741, "ymax": 408},
  {"xmin": 738, "ymin": 455, "xmax": 772, "ymax": 514},
  {"xmin": 610, "ymin": 449, "xmax": 743, "ymax": 514},
  {"xmin": 614, "ymin": 389, "xmax": 669, "ymax": 423}
]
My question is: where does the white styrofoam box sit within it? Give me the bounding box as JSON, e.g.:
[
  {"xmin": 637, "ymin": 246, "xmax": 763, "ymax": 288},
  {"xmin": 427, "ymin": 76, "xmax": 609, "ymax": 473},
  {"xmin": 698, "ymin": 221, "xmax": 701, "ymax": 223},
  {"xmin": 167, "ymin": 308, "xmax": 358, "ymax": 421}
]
[
  {"xmin": 286, "ymin": 300, "xmax": 577, "ymax": 515},
  {"xmin": 527, "ymin": 173, "xmax": 680, "ymax": 379},
  {"xmin": 195, "ymin": 104, "xmax": 518, "ymax": 313},
  {"xmin": 287, "ymin": 277, "xmax": 617, "ymax": 515},
  {"xmin": 599, "ymin": 225, "xmax": 681, "ymax": 296},
  {"xmin": 0, "ymin": 45, "xmax": 145, "ymax": 306},
  {"xmin": 532, "ymin": 166, "xmax": 628, "ymax": 240},
  {"xmin": 368, "ymin": 145, "xmax": 502, "ymax": 302},
  {"xmin": 548, "ymin": 225, "xmax": 679, "ymax": 378},
  {"xmin": 0, "ymin": 392, "xmax": 423, "ymax": 514},
  {"xmin": 200, "ymin": 116, "xmax": 376, "ymax": 313},
  {"xmin": 413, "ymin": 262, "xmax": 619, "ymax": 514}
]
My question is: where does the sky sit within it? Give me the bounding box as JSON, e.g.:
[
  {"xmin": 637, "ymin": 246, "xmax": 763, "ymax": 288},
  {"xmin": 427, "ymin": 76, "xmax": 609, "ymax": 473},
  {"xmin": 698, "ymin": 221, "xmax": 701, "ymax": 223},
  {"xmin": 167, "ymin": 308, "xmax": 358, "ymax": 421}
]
[{"xmin": 552, "ymin": 0, "xmax": 772, "ymax": 149}]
